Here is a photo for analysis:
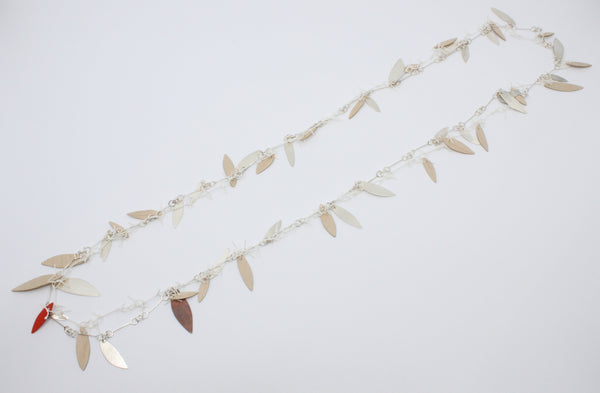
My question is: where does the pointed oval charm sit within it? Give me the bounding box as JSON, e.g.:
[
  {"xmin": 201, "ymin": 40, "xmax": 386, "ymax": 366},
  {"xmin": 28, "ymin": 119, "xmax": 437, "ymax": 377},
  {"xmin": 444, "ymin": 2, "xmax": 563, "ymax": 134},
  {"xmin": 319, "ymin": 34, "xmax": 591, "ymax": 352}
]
[
  {"xmin": 550, "ymin": 74, "xmax": 568, "ymax": 82},
  {"xmin": 460, "ymin": 128, "xmax": 479, "ymax": 145},
  {"xmin": 238, "ymin": 150, "xmax": 262, "ymax": 171},
  {"xmin": 127, "ymin": 209, "xmax": 159, "ymax": 220},
  {"xmin": 109, "ymin": 221, "xmax": 126, "ymax": 233},
  {"xmin": 476, "ymin": 124, "xmax": 489, "ymax": 152},
  {"xmin": 461, "ymin": 45, "xmax": 470, "ymax": 62},
  {"xmin": 388, "ymin": 58, "xmax": 405, "ymax": 84},
  {"xmin": 498, "ymin": 91, "xmax": 526, "ymax": 113},
  {"xmin": 491, "ymin": 7, "xmax": 516, "ymax": 27},
  {"xmin": 256, "ymin": 154, "xmax": 275, "ymax": 174},
  {"xmin": 172, "ymin": 201, "xmax": 184, "ymax": 228},
  {"xmin": 443, "ymin": 138, "xmax": 475, "ymax": 155},
  {"xmin": 171, "ymin": 291, "xmax": 198, "ymax": 300},
  {"xmin": 422, "ymin": 158, "xmax": 437, "ymax": 183},
  {"xmin": 486, "ymin": 31, "xmax": 499, "ymax": 45},
  {"xmin": 41, "ymin": 253, "xmax": 81, "ymax": 268},
  {"xmin": 359, "ymin": 182, "xmax": 395, "ymax": 197},
  {"xmin": 434, "ymin": 37, "xmax": 456, "ymax": 49},
  {"xmin": 76, "ymin": 329, "xmax": 90, "ymax": 371},
  {"xmin": 544, "ymin": 82, "xmax": 583, "ymax": 92},
  {"xmin": 320, "ymin": 212, "xmax": 337, "ymax": 237},
  {"xmin": 566, "ymin": 61, "xmax": 591, "ymax": 68},
  {"xmin": 171, "ymin": 298, "xmax": 193, "ymax": 333},
  {"xmin": 197, "ymin": 279, "xmax": 210, "ymax": 303},
  {"xmin": 223, "ymin": 154, "xmax": 235, "ymax": 177},
  {"xmin": 332, "ymin": 206, "xmax": 362, "ymax": 228},
  {"xmin": 12, "ymin": 274, "xmax": 55, "ymax": 292},
  {"xmin": 490, "ymin": 23, "xmax": 506, "ymax": 41},
  {"xmin": 348, "ymin": 97, "xmax": 366, "ymax": 119},
  {"xmin": 100, "ymin": 340, "xmax": 128, "ymax": 369},
  {"xmin": 365, "ymin": 97, "xmax": 380, "ymax": 112},
  {"xmin": 100, "ymin": 240, "xmax": 112, "ymax": 261},
  {"xmin": 514, "ymin": 94, "xmax": 527, "ymax": 106},
  {"xmin": 264, "ymin": 219, "xmax": 282, "ymax": 239},
  {"xmin": 553, "ymin": 38, "xmax": 564, "ymax": 62},
  {"xmin": 59, "ymin": 278, "xmax": 100, "ymax": 297},
  {"xmin": 284, "ymin": 142, "xmax": 295, "ymax": 167},
  {"xmin": 237, "ymin": 255, "xmax": 254, "ymax": 291},
  {"xmin": 31, "ymin": 303, "xmax": 53, "ymax": 333}
]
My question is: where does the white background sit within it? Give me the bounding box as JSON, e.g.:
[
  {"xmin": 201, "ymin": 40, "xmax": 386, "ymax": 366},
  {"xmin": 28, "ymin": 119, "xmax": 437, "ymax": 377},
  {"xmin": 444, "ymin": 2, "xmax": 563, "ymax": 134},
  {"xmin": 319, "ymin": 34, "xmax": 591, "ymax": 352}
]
[{"xmin": 1, "ymin": 0, "xmax": 599, "ymax": 392}]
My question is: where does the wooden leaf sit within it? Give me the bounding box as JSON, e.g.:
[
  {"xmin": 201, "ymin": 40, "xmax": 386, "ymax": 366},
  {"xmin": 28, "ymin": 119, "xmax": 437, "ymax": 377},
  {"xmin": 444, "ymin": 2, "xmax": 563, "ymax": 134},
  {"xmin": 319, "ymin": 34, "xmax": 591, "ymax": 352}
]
[
  {"xmin": 544, "ymin": 82, "xmax": 583, "ymax": 92},
  {"xmin": 550, "ymin": 74, "xmax": 568, "ymax": 82},
  {"xmin": 553, "ymin": 38, "xmax": 564, "ymax": 62},
  {"xmin": 443, "ymin": 138, "xmax": 475, "ymax": 155},
  {"xmin": 332, "ymin": 206, "xmax": 362, "ymax": 228},
  {"xmin": 435, "ymin": 37, "xmax": 457, "ymax": 49},
  {"xmin": 499, "ymin": 91, "xmax": 526, "ymax": 113},
  {"xmin": 171, "ymin": 291, "xmax": 198, "ymax": 300},
  {"xmin": 197, "ymin": 279, "xmax": 210, "ymax": 303},
  {"xmin": 284, "ymin": 142, "xmax": 295, "ymax": 167},
  {"xmin": 320, "ymin": 212, "xmax": 337, "ymax": 237},
  {"xmin": 171, "ymin": 299, "xmax": 193, "ymax": 333},
  {"xmin": 264, "ymin": 220, "xmax": 282, "ymax": 239},
  {"xmin": 223, "ymin": 154, "xmax": 235, "ymax": 177},
  {"xmin": 127, "ymin": 209, "xmax": 158, "ymax": 220},
  {"xmin": 237, "ymin": 255, "xmax": 254, "ymax": 291},
  {"xmin": 100, "ymin": 240, "xmax": 112, "ymax": 261},
  {"xmin": 76, "ymin": 329, "xmax": 90, "ymax": 371},
  {"xmin": 461, "ymin": 46, "xmax": 470, "ymax": 62},
  {"xmin": 491, "ymin": 7, "xmax": 516, "ymax": 27},
  {"xmin": 12, "ymin": 274, "xmax": 54, "ymax": 292},
  {"xmin": 41, "ymin": 253, "xmax": 80, "ymax": 268},
  {"xmin": 486, "ymin": 31, "xmax": 499, "ymax": 45},
  {"xmin": 514, "ymin": 94, "xmax": 527, "ymax": 106},
  {"xmin": 490, "ymin": 23, "xmax": 506, "ymax": 41},
  {"xmin": 360, "ymin": 182, "xmax": 395, "ymax": 197},
  {"xmin": 238, "ymin": 150, "xmax": 262, "ymax": 170},
  {"xmin": 256, "ymin": 154, "xmax": 275, "ymax": 174},
  {"xmin": 31, "ymin": 303, "xmax": 53, "ymax": 333},
  {"xmin": 172, "ymin": 201, "xmax": 184, "ymax": 228},
  {"xmin": 422, "ymin": 158, "xmax": 437, "ymax": 183},
  {"xmin": 476, "ymin": 124, "xmax": 489, "ymax": 152},
  {"xmin": 365, "ymin": 97, "xmax": 380, "ymax": 112},
  {"xmin": 388, "ymin": 58, "xmax": 405, "ymax": 84},
  {"xmin": 58, "ymin": 278, "xmax": 100, "ymax": 297},
  {"xmin": 100, "ymin": 340, "xmax": 128, "ymax": 369},
  {"xmin": 566, "ymin": 61, "xmax": 591, "ymax": 68},
  {"xmin": 348, "ymin": 97, "xmax": 366, "ymax": 119}
]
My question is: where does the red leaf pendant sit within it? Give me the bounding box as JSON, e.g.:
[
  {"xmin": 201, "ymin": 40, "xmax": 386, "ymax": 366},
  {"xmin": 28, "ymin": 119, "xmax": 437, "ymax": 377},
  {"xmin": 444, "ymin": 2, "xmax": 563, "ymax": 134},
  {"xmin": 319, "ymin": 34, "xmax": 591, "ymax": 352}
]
[
  {"xmin": 31, "ymin": 303, "xmax": 53, "ymax": 333},
  {"xmin": 171, "ymin": 299, "xmax": 193, "ymax": 333}
]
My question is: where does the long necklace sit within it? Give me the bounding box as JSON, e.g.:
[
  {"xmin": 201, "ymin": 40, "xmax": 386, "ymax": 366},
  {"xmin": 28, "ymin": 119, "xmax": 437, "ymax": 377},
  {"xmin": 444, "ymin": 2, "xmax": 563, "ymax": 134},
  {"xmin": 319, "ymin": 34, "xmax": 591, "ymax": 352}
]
[{"xmin": 12, "ymin": 8, "xmax": 591, "ymax": 370}]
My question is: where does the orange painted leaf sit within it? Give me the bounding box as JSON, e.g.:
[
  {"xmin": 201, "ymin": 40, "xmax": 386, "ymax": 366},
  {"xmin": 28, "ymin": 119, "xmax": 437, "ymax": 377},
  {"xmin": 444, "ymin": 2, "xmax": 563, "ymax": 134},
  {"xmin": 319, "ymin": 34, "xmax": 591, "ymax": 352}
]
[{"xmin": 31, "ymin": 303, "xmax": 53, "ymax": 333}]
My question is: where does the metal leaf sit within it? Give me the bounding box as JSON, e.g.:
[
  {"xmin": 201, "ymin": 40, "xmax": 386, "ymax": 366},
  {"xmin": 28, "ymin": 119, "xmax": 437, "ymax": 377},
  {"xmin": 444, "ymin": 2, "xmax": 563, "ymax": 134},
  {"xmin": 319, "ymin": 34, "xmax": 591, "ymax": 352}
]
[
  {"xmin": 333, "ymin": 205, "xmax": 362, "ymax": 228},
  {"xmin": 566, "ymin": 61, "xmax": 591, "ymax": 68},
  {"xmin": 460, "ymin": 128, "xmax": 479, "ymax": 145},
  {"xmin": 127, "ymin": 209, "xmax": 159, "ymax": 220},
  {"xmin": 388, "ymin": 58, "xmax": 405, "ymax": 84},
  {"xmin": 550, "ymin": 74, "xmax": 568, "ymax": 82},
  {"xmin": 100, "ymin": 240, "xmax": 112, "ymax": 261},
  {"xmin": 171, "ymin": 298, "xmax": 193, "ymax": 333},
  {"xmin": 498, "ymin": 91, "xmax": 526, "ymax": 113},
  {"xmin": 172, "ymin": 201, "xmax": 184, "ymax": 228},
  {"xmin": 58, "ymin": 278, "xmax": 100, "ymax": 297},
  {"xmin": 12, "ymin": 274, "xmax": 55, "ymax": 292},
  {"xmin": 365, "ymin": 97, "xmax": 380, "ymax": 112},
  {"xmin": 461, "ymin": 46, "xmax": 470, "ymax": 62},
  {"xmin": 320, "ymin": 212, "xmax": 337, "ymax": 237},
  {"xmin": 490, "ymin": 23, "xmax": 506, "ymax": 41},
  {"xmin": 264, "ymin": 220, "xmax": 282, "ymax": 240},
  {"xmin": 486, "ymin": 31, "xmax": 499, "ymax": 45},
  {"xmin": 171, "ymin": 291, "xmax": 198, "ymax": 300},
  {"xmin": 237, "ymin": 255, "xmax": 254, "ymax": 291},
  {"xmin": 443, "ymin": 138, "xmax": 475, "ymax": 155},
  {"xmin": 197, "ymin": 279, "xmax": 210, "ymax": 303},
  {"xmin": 553, "ymin": 38, "xmax": 564, "ymax": 62},
  {"xmin": 544, "ymin": 82, "xmax": 583, "ymax": 92},
  {"xmin": 238, "ymin": 150, "xmax": 261, "ymax": 171},
  {"xmin": 109, "ymin": 221, "xmax": 126, "ymax": 233},
  {"xmin": 256, "ymin": 154, "xmax": 275, "ymax": 174},
  {"xmin": 359, "ymin": 182, "xmax": 395, "ymax": 197},
  {"xmin": 513, "ymin": 94, "xmax": 527, "ymax": 106},
  {"xmin": 422, "ymin": 158, "xmax": 437, "ymax": 183},
  {"xmin": 223, "ymin": 154, "xmax": 237, "ymax": 187},
  {"xmin": 348, "ymin": 97, "xmax": 366, "ymax": 119},
  {"xmin": 476, "ymin": 124, "xmax": 489, "ymax": 152},
  {"xmin": 100, "ymin": 340, "xmax": 128, "ymax": 369},
  {"xmin": 435, "ymin": 127, "xmax": 449, "ymax": 139},
  {"xmin": 434, "ymin": 37, "xmax": 457, "ymax": 49},
  {"xmin": 76, "ymin": 329, "xmax": 90, "ymax": 371},
  {"xmin": 491, "ymin": 7, "xmax": 516, "ymax": 27},
  {"xmin": 284, "ymin": 142, "xmax": 295, "ymax": 167},
  {"xmin": 41, "ymin": 253, "xmax": 80, "ymax": 268},
  {"xmin": 31, "ymin": 303, "xmax": 53, "ymax": 333}
]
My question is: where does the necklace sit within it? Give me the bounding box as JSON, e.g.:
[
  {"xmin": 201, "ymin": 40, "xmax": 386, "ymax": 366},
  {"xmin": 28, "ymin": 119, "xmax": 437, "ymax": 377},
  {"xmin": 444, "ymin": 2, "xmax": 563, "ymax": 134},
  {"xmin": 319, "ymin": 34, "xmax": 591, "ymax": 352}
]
[{"xmin": 12, "ymin": 7, "xmax": 591, "ymax": 370}]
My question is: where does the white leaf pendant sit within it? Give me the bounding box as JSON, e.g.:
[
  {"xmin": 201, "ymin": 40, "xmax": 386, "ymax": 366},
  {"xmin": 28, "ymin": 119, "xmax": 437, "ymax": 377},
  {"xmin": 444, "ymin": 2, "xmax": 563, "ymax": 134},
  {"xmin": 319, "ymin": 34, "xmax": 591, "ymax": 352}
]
[
  {"xmin": 364, "ymin": 97, "xmax": 380, "ymax": 112},
  {"xmin": 320, "ymin": 211, "xmax": 337, "ymax": 237},
  {"xmin": 443, "ymin": 138, "xmax": 475, "ymax": 155},
  {"xmin": 486, "ymin": 31, "xmax": 499, "ymax": 45},
  {"xmin": 498, "ymin": 91, "xmax": 526, "ymax": 113},
  {"xmin": 475, "ymin": 124, "xmax": 489, "ymax": 152},
  {"xmin": 461, "ymin": 46, "xmax": 470, "ymax": 63},
  {"xmin": 12, "ymin": 274, "xmax": 55, "ymax": 292},
  {"xmin": 359, "ymin": 182, "xmax": 395, "ymax": 197},
  {"xmin": 58, "ymin": 278, "xmax": 100, "ymax": 297},
  {"xmin": 238, "ymin": 150, "xmax": 261, "ymax": 171},
  {"xmin": 100, "ymin": 240, "xmax": 112, "ymax": 261},
  {"xmin": 460, "ymin": 127, "xmax": 479, "ymax": 145},
  {"xmin": 100, "ymin": 340, "xmax": 128, "ymax": 369},
  {"xmin": 284, "ymin": 142, "xmax": 295, "ymax": 167},
  {"xmin": 332, "ymin": 206, "xmax": 362, "ymax": 228},
  {"xmin": 172, "ymin": 201, "xmax": 184, "ymax": 228},
  {"xmin": 388, "ymin": 58, "xmax": 405, "ymax": 85},
  {"xmin": 491, "ymin": 7, "xmax": 516, "ymax": 27},
  {"xmin": 422, "ymin": 158, "xmax": 437, "ymax": 183},
  {"xmin": 76, "ymin": 329, "xmax": 90, "ymax": 371},
  {"xmin": 490, "ymin": 23, "xmax": 506, "ymax": 41},
  {"xmin": 197, "ymin": 279, "xmax": 210, "ymax": 303},
  {"xmin": 237, "ymin": 255, "xmax": 254, "ymax": 291},
  {"xmin": 264, "ymin": 220, "xmax": 282, "ymax": 240},
  {"xmin": 553, "ymin": 38, "xmax": 564, "ymax": 62},
  {"xmin": 434, "ymin": 38, "xmax": 457, "ymax": 49}
]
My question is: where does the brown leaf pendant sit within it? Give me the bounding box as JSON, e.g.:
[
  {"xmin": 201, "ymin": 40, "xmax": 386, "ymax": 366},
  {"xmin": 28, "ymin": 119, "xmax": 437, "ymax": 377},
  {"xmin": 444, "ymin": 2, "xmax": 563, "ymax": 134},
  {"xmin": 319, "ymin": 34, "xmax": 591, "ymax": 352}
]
[{"xmin": 171, "ymin": 299, "xmax": 193, "ymax": 333}]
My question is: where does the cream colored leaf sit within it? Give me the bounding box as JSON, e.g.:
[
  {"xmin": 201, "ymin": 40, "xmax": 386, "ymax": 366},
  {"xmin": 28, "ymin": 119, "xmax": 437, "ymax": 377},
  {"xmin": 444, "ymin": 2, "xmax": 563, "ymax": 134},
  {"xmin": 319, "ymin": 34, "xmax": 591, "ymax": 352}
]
[
  {"xmin": 388, "ymin": 58, "xmax": 405, "ymax": 84},
  {"xmin": 197, "ymin": 279, "xmax": 210, "ymax": 303},
  {"xmin": 486, "ymin": 31, "xmax": 499, "ymax": 45},
  {"xmin": 41, "ymin": 253, "xmax": 79, "ymax": 268},
  {"xmin": 543, "ymin": 82, "xmax": 583, "ymax": 92},
  {"xmin": 100, "ymin": 340, "xmax": 128, "ymax": 369},
  {"xmin": 172, "ymin": 201, "xmax": 184, "ymax": 228},
  {"xmin": 215, "ymin": 248, "xmax": 230, "ymax": 265},
  {"xmin": 76, "ymin": 329, "xmax": 90, "ymax": 371},
  {"xmin": 365, "ymin": 97, "xmax": 380, "ymax": 112},
  {"xmin": 348, "ymin": 97, "xmax": 366, "ymax": 119},
  {"xmin": 499, "ymin": 91, "xmax": 526, "ymax": 113},
  {"xmin": 550, "ymin": 74, "xmax": 568, "ymax": 82},
  {"xmin": 422, "ymin": 158, "xmax": 437, "ymax": 183},
  {"xmin": 238, "ymin": 150, "xmax": 261, "ymax": 171},
  {"xmin": 359, "ymin": 182, "xmax": 395, "ymax": 197},
  {"xmin": 491, "ymin": 7, "xmax": 516, "ymax": 27},
  {"xmin": 443, "ymin": 138, "xmax": 475, "ymax": 155},
  {"xmin": 237, "ymin": 255, "xmax": 254, "ymax": 291},
  {"xmin": 333, "ymin": 205, "xmax": 362, "ymax": 228},
  {"xmin": 223, "ymin": 154, "xmax": 235, "ymax": 176},
  {"xmin": 553, "ymin": 38, "xmax": 564, "ymax": 62},
  {"xmin": 461, "ymin": 46, "xmax": 470, "ymax": 62},
  {"xmin": 172, "ymin": 291, "xmax": 198, "ymax": 300},
  {"xmin": 284, "ymin": 142, "xmax": 295, "ymax": 167},
  {"xmin": 109, "ymin": 221, "xmax": 125, "ymax": 233},
  {"xmin": 476, "ymin": 124, "xmax": 489, "ymax": 152},
  {"xmin": 514, "ymin": 94, "xmax": 527, "ymax": 106},
  {"xmin": 542, "ymin": 32, "xmax": 555, "ymax": 38},
  {"xmin": 256, "ymin": 154, "xmax": 275, "ymax": 174},
  {"xmin": 320, "ymin": 212, "xmax": 336, "ymax": 237},
  {"xmin": 100, "ymin": 240, "xmax": 112, "ymax": 261},
  {"xmin": 435, "ymin": 127, "xmax": 449, "ymax": 140},
  {"xmin": 460, "ymin": 128, "xmax": 479, "ymax": 145},
  {"xmin": 490, "ymin": 23, "xmax": 506, "ymax": 41},
  {"xmin": 566, "ymin": 61, "xmax": 591, "ymax": 68},
  {"xmin": 264, "ymin": 220, "xmax": 282, "ymax": 239},
  {"xmin": 127, "ymin": 210, "xmax": 159, "ymax": 220},
  {"xmin": 434, "ymin": 37, "xmax": 457, "ymax": 49},
  {"xmin": 58, "ymin": 278, "xmax": 100, "ymax": 297},
  {"xmin": 12, "ymin": 274, "xmax": 55, "ymax": 292}
]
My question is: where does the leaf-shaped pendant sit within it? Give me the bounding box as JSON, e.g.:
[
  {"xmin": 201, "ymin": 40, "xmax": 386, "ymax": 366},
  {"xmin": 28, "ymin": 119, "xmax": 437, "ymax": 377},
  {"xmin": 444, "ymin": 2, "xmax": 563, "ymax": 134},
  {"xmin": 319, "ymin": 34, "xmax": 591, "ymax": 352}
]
[
  {"xmin": 491, "ymin": 7, "xmax": 516, "ymax": 27},
  {"xmin": 172, "ymin": 201, "xmax": 184, "ymax": 228},
  {"xmin": 348, "ymin": 97, "xmax": 366, "ymax": 119},
  {"xmin": 237, "ymin": 256, "xmax": 254, "ymax": 291},
  {"xmin": 460, "ymin": 127, "xmax": 479, "ymax": 145},
  {"xmin": 486, "ymin": 31, "xmax": 499, "ymax": 45},
  {"xmin": 223, "ymin": 154, "xmax": 237, "ymax": 187},
  {"xmin": 443, "ymin": 138, "xmax": 475, "ymax": 155},
  {"xmin": 365, "ymin": 97, "xmax": 380, "ymax": 112},
  {"xmin": 31, "ymin": 303, "xmax": 53, "ymax": 333},
  {"xmin": 553, "ymin": 38, "xmax": 564, "ymax": 62},
  {"xmin": 100, "ymin": 340, "xmax": 128, "ymax": 369},
  {"xmin": 109, "ymin": 221, "xmax": 126, "ymax": 233},
  {"xmin": 284, "ymin": 142, "xmax": 295, "ymax": 167},
  {"xmin": 264, "ymin": 220, "xmax": 282, "ymax": 240},
  {"xmin": 550, "ymin": 74, "xmax": 568, "ymax": 82},
  {"xmin": 566, "ymin": 61, "xmax": 591, "ymax": 68},
  {"xmin": 388, "ymin": 58, "xmax": 405, "ymax": 85},
  {"xmin": 320, "ymin": 211, "xmax": 337, "ymax": 237},
  {"xmin": 461, "ymin": 46, "xmax": 470, "ymax": 63},
  {"xmin": 359, "ymin": 182, "xmax": 396, "ymax": 197},
  {"xmin": 434, "ymin": 37, "xmax": 457, "ymax": 49},
  {"xmin": 476, "ymin": 124, "xmax": 489, "ymax": 152},
  {"xmin": 171, "ymin": 291, "xmax": 198, "ymax": 300},
  {"xmin": 12, "ymin": 274, "xmax": 55, "ymax": 292},
  {"xmin": 332, "ymin": 206, "xmax": 362, "ymax": 228},
  {"xmin": 498, "ymin": 91, "xmax": 526, "ymax": 113},
  {"xmin": 127, "ymin": 209, "xmax": 159, "ymax": 220},
  {"xmin": 171, "ymin": 298, "xmax": 193, "ymax": 333},
  {"xmin": 422, "ymin": 158, "xmax": 437, "ymax": 183},
  {"xmin": 76, "ymin": 329, "xmax": 90, "ymax": 371},
  {"xmin": 490, "ymin": 23, "xmax": 506, "ymax": 41},
  {"xmin": 100, "ymin": 240, "xmax": 112, "ymax": 261},
  {"xmin": 197, "ymin": 279, "xmax": 210, "ymax": 303},
  {"xmin": 238, "ymin": 150, "xmax": 261, "ymax": 171},
  {"xmin": 58, "ymin": 278, "xmax": 100, "ymax": 297},
  {"xmin": 41, "ymin": 254, "xmax": 80, "ymax": 268},
  {"xmin": 543, "ymin": 82, "xmax": 583, "ymax": 92},
  {"xmin": 256, "ymin": 154, "xmax": 275, "ymax": 174}
]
